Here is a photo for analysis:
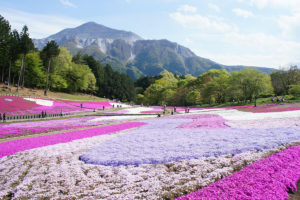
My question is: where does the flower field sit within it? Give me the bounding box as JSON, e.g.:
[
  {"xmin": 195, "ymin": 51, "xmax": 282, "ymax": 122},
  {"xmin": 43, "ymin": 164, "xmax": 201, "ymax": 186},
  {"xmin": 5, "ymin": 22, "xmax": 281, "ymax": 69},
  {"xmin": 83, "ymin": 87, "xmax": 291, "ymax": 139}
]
[
  {"xmin": 1, "ymin": 103, "xmax": 300, "ymax": 199},
  {"xmin": 0, "ymin": 96, "xmax": 90, "ymax": 115},
  {"xmin": 238, "ymin": 103, "xmax": 300, "ymax": 113},
  {"xmin": 0, "ymin": 122, "xmax": 146, "ymax": 158},
  {"xmin": 59, "ymin": 99, "xmax": 113, "ymax": 109},
  {"xmin": 0, "ymin": 96, "xmax": 125, "ymax": 116},
  {"xmin": 0, "ymin": 116, "xmax": 105, "ymax": 139}
]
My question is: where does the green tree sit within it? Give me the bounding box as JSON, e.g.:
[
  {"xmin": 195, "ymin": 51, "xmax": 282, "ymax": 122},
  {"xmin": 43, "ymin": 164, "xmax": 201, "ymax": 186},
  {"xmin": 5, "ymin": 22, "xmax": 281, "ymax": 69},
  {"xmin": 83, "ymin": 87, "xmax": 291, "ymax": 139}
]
[
  {"xmin": 186, "ymin": 89, "xmax": 201, "ymax": 105},
  {"xmin": 19, "ymin": 52, "xmax": 45, "ymax": 88},
  {"xmin": 7, "ymin": 30, "xmax": 20, "ymax": 88},
  {"xmin": 0, "ymin": 15, "xmax": 11, "ymax": 83},
  {"xmin": 41, "ymin": 40, "xmax": 60, "ymax": 96},
  {"xmin": 289, "ymin": 83, "xmax": 300, "ymax": 97},
  {"xmin": 271, "ymin": 66, "xmax": 300, "ymax": 96},
  {"xmin": 201, "ymin": 69, "xmax": 231, "ymax": 104},
  {"xmin": 81, "ymin": 54, "xmax": 105, "ymax": 95},
  {"xmin": 48, "ymin": 47, "xmax": 71, "ymax": 91},
  {"xmin": 136, "ymin": 93, "xmax": 144, "ymax": 105},
  {"xmin": 231, "ymin": 68, "xmax": 273, "ymax": 106},
  {"xmin": 17, "ymin": 25, "xmax": 34, "ymax": 92},
  {"xmin": 66, "ymin": 63, "xmax": 96, "ymax": 93},
  {"xmin": 144, "ymin": 71, "xmax": 178, "ymax": 105}
]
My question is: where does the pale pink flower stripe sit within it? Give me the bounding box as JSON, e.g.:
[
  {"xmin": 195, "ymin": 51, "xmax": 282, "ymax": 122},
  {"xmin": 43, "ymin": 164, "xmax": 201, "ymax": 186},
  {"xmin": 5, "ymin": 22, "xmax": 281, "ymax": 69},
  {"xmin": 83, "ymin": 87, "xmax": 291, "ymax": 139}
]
[
  {"xmin": 226, "ymin": 117, "xmax": 300, "ymax": 129},
  {"xmin": 0, "ymin": 122, "xmax": 146, "ymax": 158},
  {"xmin": 0, "ymin": 116, "xmax": 105, "ymax": 139},
  {"xmin": 109, "ymin": 109, "xmax": 129, "ymax": 114},
  {"xmin": 141, "ymin": 110, "xmax": 163, "ymax": 114},
  {"xmin": 59, "ymin": 99, "xmax": 112, "ymax": 109},
  {"xmin": 176, "ymin": 145, "xmax": 300, "ymax": 200},
  {"xmin": 170, "ymin": 114, "xmax": 228, "ymax": 129},
  {"xmin": 239, "ymin": 104, "xmax": 300, "ymax": 113}
]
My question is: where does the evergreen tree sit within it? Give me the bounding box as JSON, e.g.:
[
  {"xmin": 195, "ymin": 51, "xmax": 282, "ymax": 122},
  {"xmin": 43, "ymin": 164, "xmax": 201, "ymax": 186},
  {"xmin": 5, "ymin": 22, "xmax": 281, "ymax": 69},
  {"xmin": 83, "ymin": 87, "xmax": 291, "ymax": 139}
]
[
  {"xmin": 41, "ymin": 40, "xmax": 60, "ymax": 96},
  {"xmin": 0, "ymin": 15, "xmax": 11, "ymax": 83},
  {"xmin": 7, "ymin": 30, "xmax": 20, "ymax": 88},
  {"xmin": 17, "ymin": 25, "xmax": 34, "ymax": 92}
]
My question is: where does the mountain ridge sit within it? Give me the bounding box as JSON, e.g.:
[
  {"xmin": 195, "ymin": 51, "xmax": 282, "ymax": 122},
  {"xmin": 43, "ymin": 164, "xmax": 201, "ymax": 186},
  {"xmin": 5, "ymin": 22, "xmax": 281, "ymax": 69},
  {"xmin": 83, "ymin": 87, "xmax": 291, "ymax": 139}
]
[{"xmin": 33, "ymin": 22, "xmax": 275, "ymax": 80}]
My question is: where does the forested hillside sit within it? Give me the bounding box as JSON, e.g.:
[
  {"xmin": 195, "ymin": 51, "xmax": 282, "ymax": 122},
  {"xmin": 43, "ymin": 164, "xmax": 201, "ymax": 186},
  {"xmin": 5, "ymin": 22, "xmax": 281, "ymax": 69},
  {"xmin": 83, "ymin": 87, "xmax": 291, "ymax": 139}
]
[{"xmin": 0, "ymin": 15, "xmax": 136, "ymax": 101}]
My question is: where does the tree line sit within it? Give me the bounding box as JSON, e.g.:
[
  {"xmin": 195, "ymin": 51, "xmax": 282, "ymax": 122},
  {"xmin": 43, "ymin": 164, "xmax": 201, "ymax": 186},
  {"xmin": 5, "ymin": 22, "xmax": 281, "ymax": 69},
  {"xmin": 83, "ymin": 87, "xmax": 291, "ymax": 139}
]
[
  {"xmin": 135, "ymin": 66, "xmax": 300, "ymax": 106},
  {"xmin": 0, "ymin": 15, "xmax": 135, "ymax": 101}
]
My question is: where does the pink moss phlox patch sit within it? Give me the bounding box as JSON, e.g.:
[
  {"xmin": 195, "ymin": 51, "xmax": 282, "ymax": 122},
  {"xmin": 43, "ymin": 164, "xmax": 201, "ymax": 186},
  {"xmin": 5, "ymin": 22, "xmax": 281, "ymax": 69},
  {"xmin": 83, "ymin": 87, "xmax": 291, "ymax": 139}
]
[
  {"xmin": 170, "ymin": 114, "xmax": 228, "ymax": 129},
  {"xmin": 236, "ymin": 103, "xmax": 300, "ymax": 113},
  {"xmin": 176, "ymin": 145, "xmax": 300, "ymax": 200},
  {"xmin": 109, "ymin": 109, "xmax": 129, "ymax": 114},
  {"xmin": 0, "ymin": 96, "xmax": 95, "ymax": 115},
  {"xmin": 59, "ymin": 99, "xmax": 112, "ymax": 109},
  {"xmin": 251, "ymin": 105, "xmax": 300, "ymax": 113},
  {"xmin": 0, "ymin": 122, "xmax": 146, "ymax": 158}
]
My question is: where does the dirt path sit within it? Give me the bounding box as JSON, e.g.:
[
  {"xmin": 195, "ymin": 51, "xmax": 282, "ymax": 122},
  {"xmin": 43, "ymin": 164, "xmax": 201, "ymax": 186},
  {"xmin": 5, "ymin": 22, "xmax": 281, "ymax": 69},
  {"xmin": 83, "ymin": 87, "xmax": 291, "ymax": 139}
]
[{"xmin": 289, "ymin": 181, "xmax": 300, "ymax": 200}]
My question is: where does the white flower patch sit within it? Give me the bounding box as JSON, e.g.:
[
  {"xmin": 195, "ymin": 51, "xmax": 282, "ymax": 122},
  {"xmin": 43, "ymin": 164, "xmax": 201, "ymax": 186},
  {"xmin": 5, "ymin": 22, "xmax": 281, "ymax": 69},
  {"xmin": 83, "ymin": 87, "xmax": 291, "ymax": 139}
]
[
  {"xmin": 110, "ymin": 103, "xmax": 131, "ymax": 108},
  {"xmin": 4, "ymin": 98, "xmax": 12, "ymax": 102},
  {"xmin": 194, "ymin": 109, "xmax": 300, "ymax": 120},
  {"xmin": 24, "ymin": 98, "xmax": 53, "ymax": 107},
  {"xmin": 90, "ymin": 115, "xmax": 157, "ymax": 122},
  {"xmin": 121, "ymin": 107, "xmax": 153, "ymax": 114}
]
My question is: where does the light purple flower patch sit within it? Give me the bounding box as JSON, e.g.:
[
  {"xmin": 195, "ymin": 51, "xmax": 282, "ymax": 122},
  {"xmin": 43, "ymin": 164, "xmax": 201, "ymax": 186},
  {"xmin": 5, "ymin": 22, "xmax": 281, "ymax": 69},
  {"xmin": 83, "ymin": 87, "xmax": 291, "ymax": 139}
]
[{"xmin": 80, "ymin": 117, "xmax": 300, "ymax": 166}]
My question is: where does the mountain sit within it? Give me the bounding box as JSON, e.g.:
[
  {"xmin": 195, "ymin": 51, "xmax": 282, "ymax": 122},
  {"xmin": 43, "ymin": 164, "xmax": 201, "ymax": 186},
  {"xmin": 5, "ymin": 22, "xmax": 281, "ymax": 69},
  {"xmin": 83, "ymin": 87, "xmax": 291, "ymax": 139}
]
[{"xmin": 34, "ymin": 22, "xmax": 275, "ymax": 80}]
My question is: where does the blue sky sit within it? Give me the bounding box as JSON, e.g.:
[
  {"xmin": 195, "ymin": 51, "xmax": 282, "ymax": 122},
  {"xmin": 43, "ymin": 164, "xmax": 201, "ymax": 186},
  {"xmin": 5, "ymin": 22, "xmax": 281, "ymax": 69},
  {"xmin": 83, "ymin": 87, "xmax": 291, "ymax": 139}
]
[{"xmin": 1, "ymin": 0, "xmax": 300, "ymax": 68}]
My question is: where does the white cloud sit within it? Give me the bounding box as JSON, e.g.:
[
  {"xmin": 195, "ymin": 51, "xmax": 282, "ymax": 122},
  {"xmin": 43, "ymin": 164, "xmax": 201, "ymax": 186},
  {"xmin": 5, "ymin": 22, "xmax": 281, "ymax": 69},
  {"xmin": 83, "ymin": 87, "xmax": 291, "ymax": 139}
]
[
  {"xmin": 237, "ymin": 0, "xmax": 300, "ymax": 40},
  {"xmin": 249, "ymin": 0, "xmax": 300, "ymax": 11},
  {"xmin": 170, "ymin": 8, "xmax": 232, "ymax": 32},
  {"xmin": 193, "ymin": 32, "xmax": 300, "ymax": 68},
  {"xmin": 233, "ymin": 8, "xmax": 254, "ymax": 18},
  {"xmin": 0, "ymin": 8, "xmax": 83, "ymax": 38},
  {"xmin": 59, "ymin": 0, "xmax": 77, "ymax": 8},
  {"xmin": 184, "ymin": 37, "xmax": 193, "ymax": 44},
  {"xmin": 208, "ymin": 3, "xmax": 220, "ymax": 12},
  {"xmin": 278, "ymin": 11, "xmax": 300, "ymax": 38},
  {"xmin": 178, "ymin": 5, "xmax": 197, "ymax": 13}
]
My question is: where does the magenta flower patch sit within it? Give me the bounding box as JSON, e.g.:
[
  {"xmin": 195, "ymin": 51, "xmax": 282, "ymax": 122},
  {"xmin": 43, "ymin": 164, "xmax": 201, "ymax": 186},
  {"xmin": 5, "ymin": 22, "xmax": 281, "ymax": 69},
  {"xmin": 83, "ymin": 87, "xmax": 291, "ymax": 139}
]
[
  {"xmin": 0, "ymin": 122, "xmax": 146, "ymax": 158},
  {"xmin": 176, "ymin": 145, "xmax": 300, "ymax": 200},
  {"xmin": 0, "ymin": 96, "xmax": 92, "ymax": 115},
  {"xmin": 59, "ymin": 99, "xmax": 112, "ymax": 109}
]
